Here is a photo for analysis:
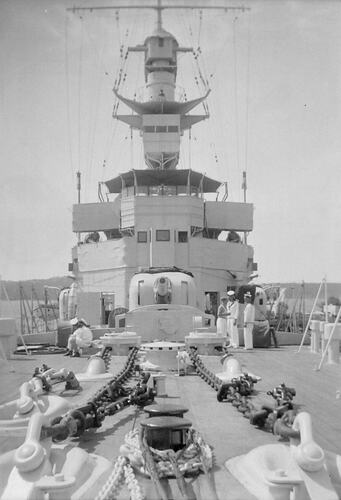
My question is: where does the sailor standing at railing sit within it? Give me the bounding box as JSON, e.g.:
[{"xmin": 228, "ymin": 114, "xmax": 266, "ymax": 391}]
[
  {"xmin": 227, "ymin": 290, "xmax": 239, "ymax": 347},
  {"xmin": 243, "ymin": 292, "xmax": 255, "ymax": 350},
  {"xmin": 216, "ymin": 295, "xmax": 229, "ymax": 337}
]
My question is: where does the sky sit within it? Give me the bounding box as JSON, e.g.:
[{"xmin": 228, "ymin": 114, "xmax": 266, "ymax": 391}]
[{"xmin": 0, "ymin": 0, "xmax": 340, "ymax": 283}]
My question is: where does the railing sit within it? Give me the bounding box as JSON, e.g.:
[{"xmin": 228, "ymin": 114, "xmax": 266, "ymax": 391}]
[
  {"xmin": 121, "ymin": 184, "xmax": 201, "ymax": 198},
  {"xmin": 135, "ymin": 85, "xmax": 186, "ymax": 102}
]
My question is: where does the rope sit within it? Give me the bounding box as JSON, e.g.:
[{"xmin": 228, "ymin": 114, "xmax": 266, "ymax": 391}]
[
  {"xmin": 140, "ymin": 429, "xmax": 167, "ymax": 500},
  {"xmin": 96, "ymin": 424, "xmax": 213, "ymax": 500},
  {"xmin": 123, "ymin": 462, "xmax": 145, "ymax": 500},
  {"xmin": 122, "ymin": 427, "xmax": 213, "ymax": 478},
  {"xmin": 95, "ymin": 455, "xmax": 126, "ymax": 500},
  {"xmin": 95, "ymin": 455, "xmax": 145, "ymax": 500}
]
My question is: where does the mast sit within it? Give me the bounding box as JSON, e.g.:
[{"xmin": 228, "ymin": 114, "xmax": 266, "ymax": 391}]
[
  {"xmin": 156, "ymin": 0, "xmax": 162, "ymax": 31},
  {"xmin": 68, "ymin": 3, "xmax": 250, "ymax": 170}
]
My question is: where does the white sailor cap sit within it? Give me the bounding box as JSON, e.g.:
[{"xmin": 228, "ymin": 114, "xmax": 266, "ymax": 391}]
[
  {"xmin": 227, "ymin": 290, "xmax": 235, "ymax": 296},
  {"xmin": 244, "ymin": 292, "xmax": 252, "ymax": 298},
  {"xmin": 70, "ymin": 317, "xmax": 79, "ymax": 326}
]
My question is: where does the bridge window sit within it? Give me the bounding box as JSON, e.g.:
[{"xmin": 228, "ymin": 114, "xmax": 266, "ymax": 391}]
[
  {"xmin": 155, "ymin": 125, "xmax": 167, "ymax": 133},
  {"xmin": 178, "ymin": 231, "xmax": 188, "ymax": 243},
  {"xmin": 156, "ymin": 229, "xmax": 170, "ymax": 241},
  {"xmin": 143, "ymin": 125, "xmax": 178, "ymax": 133},
  {"xmin": 168, "ymin": 125, "xmax": 178, "ymax": 132},
  {"xmin": 144, "ymin": 125, "xmax": 155, "ymax": 132},
  {"xmin": 137, "ymin": 231, "xmax": 148, "ymax": 243}
]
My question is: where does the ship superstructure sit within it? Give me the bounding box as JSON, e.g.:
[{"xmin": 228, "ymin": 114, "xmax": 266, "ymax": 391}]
[{"xmin": 70, "ymin": 4, "xmax": 257, "ymax": 327}]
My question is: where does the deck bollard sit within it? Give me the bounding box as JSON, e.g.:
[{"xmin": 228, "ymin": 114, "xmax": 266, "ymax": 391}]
[
  {"xmin": 151, "ymin": 374, "xmax": 167, "ymax": 397},
  {"xmin": 324, "ymin": 323, "xmax": 341, "ymax": 365}
]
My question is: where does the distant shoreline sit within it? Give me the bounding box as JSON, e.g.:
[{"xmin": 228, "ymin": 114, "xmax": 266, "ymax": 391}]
[{"xmin": 1, "ymin": 277, "xmax": 340, "ymax": 301}]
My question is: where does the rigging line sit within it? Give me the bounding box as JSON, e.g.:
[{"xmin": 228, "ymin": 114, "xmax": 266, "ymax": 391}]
[
  {"xmin": 83, "ymin": 15, "xmax": 99, "ymax": 190},
  {"xmin": 106, "ymin": 12, "xmax": 140, "ymax": 167},
  {"xmin": 101, "ymin": 15, "xmax": 122, "ymax": 177},
  {"xmin": 197, "ymin": 9, "xmax": 203, "ymax": 48},
  {"xmin": 232, "ymin": 16, "xmax": 241, "ymax": 188},
  {"xmin": 77, "ymin": 15, "xmax": 84, "ymax": 180},
  {"xmin": 83, "ymin": 16, "xmax": 115, "ymax": 79},
  {"xmin": 174, "ymin": 14, "xmax": 195, "ymax": 102},
  {"xmin": 86, "ymin": 46, "xmax": 105, "ymax": 195},
  {"xmin": 194, "ymin": 11, "xmax": 215, "ymax": 92},
  {"xmin": 114, "ymin": 12, "xmax": 127, "ymax": 91},
  {"xmin": 115, "ymin": 16, "xmax": 134, "ymax": 94},
  {"xmin": 184, "ymin": 11, "xmax": 207, "ymax": 94},
  {"xmin": 244, "ymin": 12, "xmax": 251, "ymax": 175},
  {"xmin": 80, "ymin": 14, "xmax": 118, "ymax": 187},
  {"xmin": 115, "ymin": 9, "xmax": 121, "ymax": 47},
  {"xmin": 85, "ymin": 15, "xmax": 117, "ymax": 191},
  {"xmin": 64, "ymin": 13, "xmax": 75, "ymax": 185},
  {"xmin": 194, "ymin": 42, "xmax": 210, "ymax": 92},
  {"xmin": 81, "ymin": 16, "xmax": 102, "ymax": 202},
  {"xmin": 208, "ymin": 13, "xmax": 233, "ymax": 87},
  {"xmin": 189, "ymin": 128, "xmax": 192, "ymax": 170},
  {"xmin": 102, "ymin": 116, "xmax": 119, "ymax": 175},
  {"xmin": 175, "ymin": 9, "xmax": 192, "ymax": 49},
  {"xmin": 130, "ymin": 127, "xmax": 133, "ymax": 169},
  {"xmin": 178, "ymin": 11, "xmax": 205, "ymax": 97},
  {"xmin": 133, "ymin": 14, "xmax": 145, "ymax": 100},
  {"xmin": 138, "ymin": 140, "xmax": 143, "ymax": 169}
]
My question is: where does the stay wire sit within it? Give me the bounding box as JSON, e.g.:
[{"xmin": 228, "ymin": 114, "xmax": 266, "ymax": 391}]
[
  {"xmin": 64, "ymin": 13, "xmax": 76, "ymax": 187},
  {"xmin": 244, "ymin": 13, "xmax": 251, "ymax": 176},
  {"xmin": 104, "ymin": 13, "xmax": 139, "ymax": 171},
  {"xmin": 233, "ymin": 16, "xmax": 241, "ymax": 190},
  {"xmin": 77, "ymin": 15, "xmax": 84, "ymax": 182},
  {"xmin": 84, "ymin": 16, "xmax": 105, "ymax": 201}
]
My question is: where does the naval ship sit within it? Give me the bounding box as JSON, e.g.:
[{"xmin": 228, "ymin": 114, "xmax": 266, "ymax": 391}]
[
  {"xmin": 1, "ymin": 3, "xmax": 341, "ymax": 500},
  {"xmin": 66, "ymin": 1, "xmax": 260, "ymax": 342}
]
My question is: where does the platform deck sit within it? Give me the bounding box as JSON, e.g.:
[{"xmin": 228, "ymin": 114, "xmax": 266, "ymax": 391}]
[{"xmin": 0, "ymin": 346, "xmax": 340, "ymax": 499}]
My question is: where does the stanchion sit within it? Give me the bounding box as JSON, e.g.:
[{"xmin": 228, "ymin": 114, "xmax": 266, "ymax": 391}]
[
  {"xmin": 316, "ymin": 306, "xmax": 341, "ymax": 371},
  {"xmin": 296, "ymin": 278, "xmax": 325, "ymax": 354}
]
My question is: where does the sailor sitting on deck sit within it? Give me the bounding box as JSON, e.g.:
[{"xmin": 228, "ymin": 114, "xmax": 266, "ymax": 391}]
[{"xmin": 64, "ymin": 318, "xmax": 93, "ymax": 357}]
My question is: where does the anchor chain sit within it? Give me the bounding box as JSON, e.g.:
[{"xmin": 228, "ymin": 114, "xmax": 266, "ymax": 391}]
[
  {"xmin": 187, "ymin": 347, "xmax": 298, "ymax": 437},
  {"xmin": 41, "ymin": 347, "xmax": 155, "ymax": 442}
]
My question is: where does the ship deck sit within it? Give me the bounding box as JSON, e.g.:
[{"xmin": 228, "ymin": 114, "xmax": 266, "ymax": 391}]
[{"xmin": 1, "ymin": 345, "xmax": 341, "ymax": 499}]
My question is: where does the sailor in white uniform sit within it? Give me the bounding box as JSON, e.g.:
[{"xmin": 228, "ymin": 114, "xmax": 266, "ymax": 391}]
[
  {"xmin": 216, "ymin": 296, "xmax": 229, "ymax": 337},
  {"xmin": 227, "ymin": 290, "xmax": 239, "ymax": 347},
  {"xmin": 64, "ymin": 318, "xmax": 93, "ymax": 357},
  {"xmin": 243, "ymin": 292, "xmax": 255, "ymax": 350}
]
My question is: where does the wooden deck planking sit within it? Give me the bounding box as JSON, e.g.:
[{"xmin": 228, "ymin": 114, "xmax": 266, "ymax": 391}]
[{"xmin": 0, "ymin": 346, "xmax": 341, "ymax": 499}]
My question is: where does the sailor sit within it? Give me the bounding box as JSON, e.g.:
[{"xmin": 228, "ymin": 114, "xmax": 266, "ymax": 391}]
[
  {"xmin": 216, "ymin": 295, "xmax": 229, "ymax": 337},
  {"xmin": 64, "ymin": 318, "xmax": 93, "ymax": 357},
  {"xmin": 243, "ymin": 292, "xmax": 255, "ymax": 350},
  {"xmin": 226, "ymin": 290, "xmax": 239, "ymax": 347}
]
